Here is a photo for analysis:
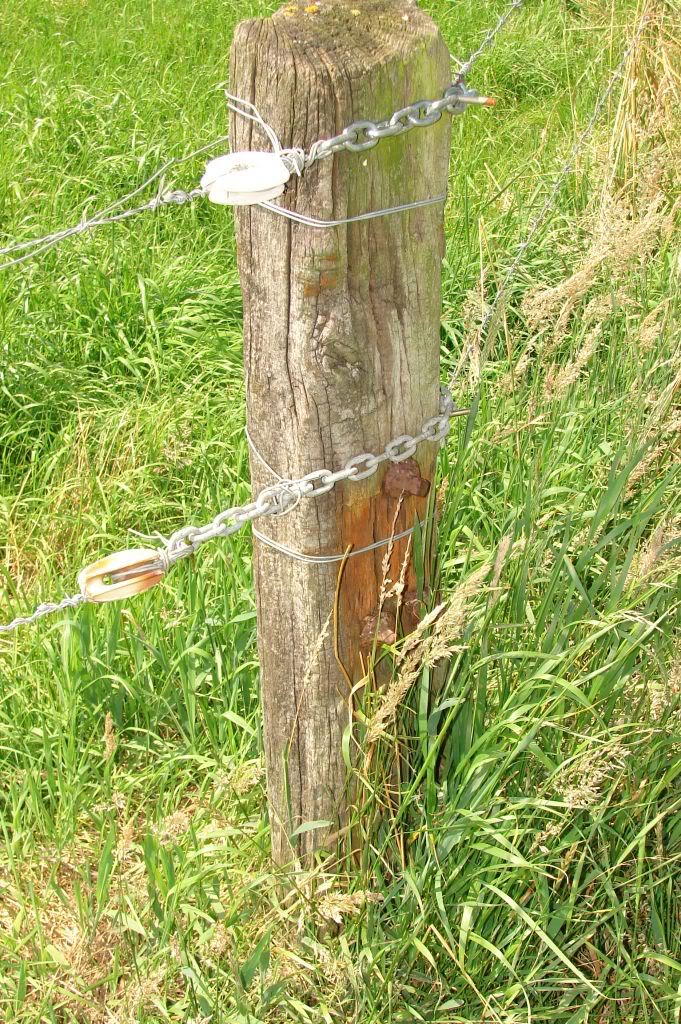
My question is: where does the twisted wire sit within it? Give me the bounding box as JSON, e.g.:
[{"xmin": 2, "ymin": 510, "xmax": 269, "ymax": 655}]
[
  {"xmin": 0, "ymin": 0, "xmax": 522, "ymax": 272},
  {"xmin": 0, "ymin": 594, "xmax": 86, "ymax": 636},
  {"xmin": 454, "ymin": 0, "xmax": 525, "ymax": 83},
  {"xmin": 0, "ymin": 189, "xmax": 206, "ymax": 273},
  {"xmin": 0, "ymin": 13, "xmax": 646, "ymax": 635}
]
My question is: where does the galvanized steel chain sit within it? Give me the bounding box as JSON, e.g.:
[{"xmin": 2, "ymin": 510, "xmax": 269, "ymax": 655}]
[
  {"xmin": 305, "ymin": 0, "xmax": 524, "ymax": 165},
  {"xmin": 1, "ymin": 389, "xmax": 463, "ymax": 632},
  {"xmin": 165, "ymin": 386, "xmax": 459, "ymax": 559},
  {"xmin": 306, "ymin": 83, "xmax": 493, "ymax": 165}
]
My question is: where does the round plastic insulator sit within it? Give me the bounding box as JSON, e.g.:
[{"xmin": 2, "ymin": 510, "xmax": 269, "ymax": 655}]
[{"xmin": 201, "ymin": 152, "xmax": 291, "ymax": 206}]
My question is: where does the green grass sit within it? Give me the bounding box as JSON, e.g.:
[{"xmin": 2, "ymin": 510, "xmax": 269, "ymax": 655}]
[{"xmin": 1, "ymin": 0, "xmax": 680, "ymax": 1021}]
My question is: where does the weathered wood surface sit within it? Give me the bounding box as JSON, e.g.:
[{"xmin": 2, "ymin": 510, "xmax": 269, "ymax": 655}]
[{"xmin": 230, "ymin": 0, "xmax": 451, "ymax": 864}]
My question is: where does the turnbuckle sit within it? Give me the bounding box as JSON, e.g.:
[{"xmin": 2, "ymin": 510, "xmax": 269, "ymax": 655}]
[{"xmin": 78, "ymin": 548, "xmax": 166, "ymax": 603}]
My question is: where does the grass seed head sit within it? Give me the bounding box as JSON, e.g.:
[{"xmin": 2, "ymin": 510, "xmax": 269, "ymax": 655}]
[
  {"xmin": 316, "ymin": 888, "xmax": 382, "ymax": 925},
  {"xmin": 553, "ymin": 741, "xmax": 630, "ymax": 809},
  {"xmin": 366, "ymin": 564, "xmax": 489, "ymax": 742},
  {"xmin": 103, "ymin": 712, "xmax": 117, "ymax": 760},
  {"xmin": 543, "ymin": 326, "xmax": 601, "ymax": 402},
  {"xmin": 231, "ymin": 756, "xmax": 266, "ymax": 796}
]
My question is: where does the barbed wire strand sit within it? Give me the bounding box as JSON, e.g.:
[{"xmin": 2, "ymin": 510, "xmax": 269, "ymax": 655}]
[
  {"xmin": 0, "ymin": 188, "xmax": 206, "ymax": 274},
  {"xmin": 0, "ymin": 138, "xmax": 235, "ymax": 273},
  {"xmin": 0, "ymin": 594, "xmax": 87, "ymax": 636},
  {"xmin": 454, "ymin": 0, "xmax": 525, "ymax": 83}
]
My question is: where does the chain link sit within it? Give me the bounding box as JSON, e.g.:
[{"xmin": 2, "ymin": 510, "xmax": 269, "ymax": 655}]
[
  {"xmin": 163, "ymin": 386, "xmax": 462, "ymax": 565},
  {"xmin": 307, "ymin": 83, "xmax": 484, "ymax": 165}
]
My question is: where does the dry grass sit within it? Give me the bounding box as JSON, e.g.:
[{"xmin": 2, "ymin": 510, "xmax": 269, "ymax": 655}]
[
  {"xmin": 629, "ymin": 518, "xmax": 680, "ymax": 586},
  {"xmin": 365, "ymin": 561, "xmax": 490, "ymax": 744},
  {"xmin": 315, "ymin": 887, "xmax": 382, "ymax": 926},
  {"xmin": 542, "ymin": 326, "xmax": 601, "ymax": 403},
  {"xmin": 552, "ymin": 740, "xmax": 630, "ymax": 810},
  {"xmin": 1, "ymin": 2, "xmax": 680, "ymax": 1022},
  {"xmin": 625, "ymin": 412, "xmax": 681, "ymax": 499}
]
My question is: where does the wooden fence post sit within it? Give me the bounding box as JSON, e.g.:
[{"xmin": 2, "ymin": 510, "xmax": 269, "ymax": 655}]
[{"xmin": 229, "ymin": 0, "xmax": 451, "ymax": 865}]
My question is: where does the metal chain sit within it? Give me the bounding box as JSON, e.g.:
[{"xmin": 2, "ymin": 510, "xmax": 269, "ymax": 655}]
[
  {"xmin": 0, "ymin": 389, "xmax": 465, "ymax": 633},
  {"xmin": 306, "ymin": 83, "xmax": 491, "ymax": 165},
  {"xmin": 162, "ymin": 386, "xmax": 460, "ymax": 562},
  {"xmin": 306, "ymin": 0, "xmax": 525, "ymax": 165}
]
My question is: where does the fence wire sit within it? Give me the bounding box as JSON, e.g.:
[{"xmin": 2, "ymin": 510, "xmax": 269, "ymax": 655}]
[
  {"xmin": 0, "ymin": 8, "xmax": 647, "ymax": 636},
  {"xmin": 0, "ymin": 0, "xmax": 524, "ymax": 274}
]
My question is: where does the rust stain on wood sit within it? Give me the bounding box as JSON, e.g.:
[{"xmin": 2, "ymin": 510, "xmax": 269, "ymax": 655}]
[
  {"xmin": 302, "ymin": 269, "xmax": 339, "ymax": 298},
  {"xmin": 337, "ymin": 452, "xmax": 436, "ymax": 678},
  {"xmin": 401, "ymin": 586, "xmax": 429, "ymax": 635},
  {"xmin": 383, "ymin": 458, "xmax": 430, "ymax": 498},
  {"xmin": 360, "ymin": 607, "xmax": 397, "ymax": 654}
]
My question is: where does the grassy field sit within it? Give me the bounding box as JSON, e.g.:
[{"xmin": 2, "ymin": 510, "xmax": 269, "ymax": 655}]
[{"xmin": 1, "ymin": 0, "xmax": 680, "ymax": 1020}]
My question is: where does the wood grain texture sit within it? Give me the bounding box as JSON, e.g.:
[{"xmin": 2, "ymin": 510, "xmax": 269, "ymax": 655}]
[{"xmin": 229, "ymin": 0, "xmax": 451, "ymax": 864}]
